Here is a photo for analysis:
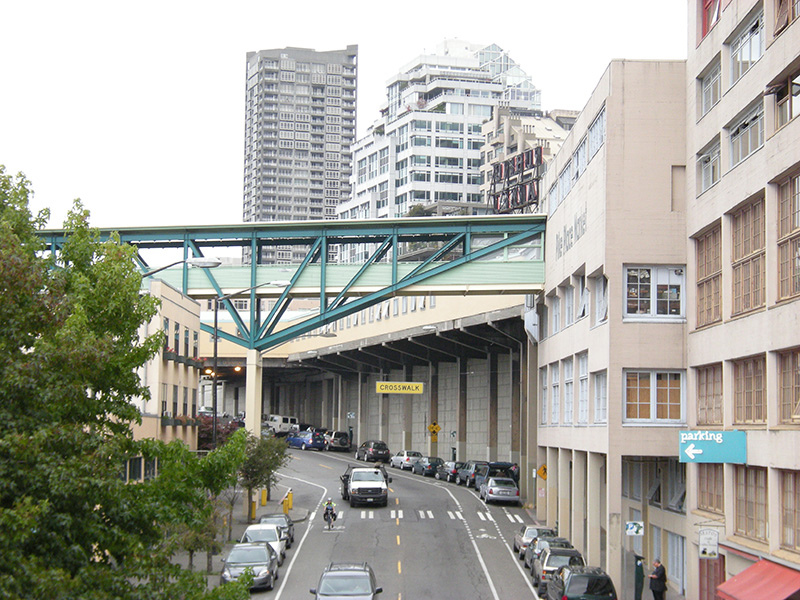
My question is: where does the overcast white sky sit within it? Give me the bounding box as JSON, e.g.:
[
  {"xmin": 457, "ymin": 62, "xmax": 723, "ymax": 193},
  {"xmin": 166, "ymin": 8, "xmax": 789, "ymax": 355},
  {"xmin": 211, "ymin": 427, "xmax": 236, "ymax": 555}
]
[{"xmin": 0, "ymin": 1, "xmax": 687, "ymax": 230}]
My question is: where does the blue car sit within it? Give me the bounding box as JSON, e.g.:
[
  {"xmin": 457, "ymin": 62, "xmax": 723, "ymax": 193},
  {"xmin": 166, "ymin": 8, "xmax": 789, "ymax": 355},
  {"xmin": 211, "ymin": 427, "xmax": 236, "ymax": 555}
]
[{"xmin": 287, "ymin": 430, "xmax": 327, "ymax": 451}]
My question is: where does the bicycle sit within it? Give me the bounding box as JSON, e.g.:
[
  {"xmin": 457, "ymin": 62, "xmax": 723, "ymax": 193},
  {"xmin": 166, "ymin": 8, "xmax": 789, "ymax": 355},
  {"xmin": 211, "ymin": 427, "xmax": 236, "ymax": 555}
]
[{"xmin": 323, "ymin": 507, "xmax": 336, "ymax": 530}]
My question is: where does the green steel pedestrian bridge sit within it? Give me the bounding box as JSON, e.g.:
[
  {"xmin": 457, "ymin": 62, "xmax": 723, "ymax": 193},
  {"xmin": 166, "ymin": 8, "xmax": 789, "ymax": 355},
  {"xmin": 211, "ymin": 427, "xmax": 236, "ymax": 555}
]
[{"xmin": 40, "ymin": 214, "xmax": 546, "ymax": 352}]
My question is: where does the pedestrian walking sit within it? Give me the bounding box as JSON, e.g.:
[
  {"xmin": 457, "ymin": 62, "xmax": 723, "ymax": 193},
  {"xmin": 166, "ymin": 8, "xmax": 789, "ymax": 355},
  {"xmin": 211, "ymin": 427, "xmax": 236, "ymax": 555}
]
[{"xmin": 649, "ymin": 558, "xmax": 667, "ymax": 600}]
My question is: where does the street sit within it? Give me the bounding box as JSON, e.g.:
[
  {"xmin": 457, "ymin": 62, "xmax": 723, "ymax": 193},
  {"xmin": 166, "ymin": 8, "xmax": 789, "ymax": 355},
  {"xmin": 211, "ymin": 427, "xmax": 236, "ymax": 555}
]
[{"xmin": 252, "ymin": 448, "xmax": 543, "ymax": 600}]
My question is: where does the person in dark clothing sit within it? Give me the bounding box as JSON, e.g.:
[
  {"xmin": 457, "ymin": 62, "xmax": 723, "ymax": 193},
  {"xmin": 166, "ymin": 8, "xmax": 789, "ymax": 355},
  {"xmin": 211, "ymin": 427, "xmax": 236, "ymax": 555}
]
[{"xmin": 649, "ymin": 558, "xmax": 667, "ymax": 600}]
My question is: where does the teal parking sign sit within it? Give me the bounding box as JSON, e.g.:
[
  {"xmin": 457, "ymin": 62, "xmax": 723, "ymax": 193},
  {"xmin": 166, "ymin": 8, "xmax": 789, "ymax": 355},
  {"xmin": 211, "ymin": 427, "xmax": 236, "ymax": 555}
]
[{"xmin": 679, "ymin": 430, "xmax": 746, "ymax": 463}]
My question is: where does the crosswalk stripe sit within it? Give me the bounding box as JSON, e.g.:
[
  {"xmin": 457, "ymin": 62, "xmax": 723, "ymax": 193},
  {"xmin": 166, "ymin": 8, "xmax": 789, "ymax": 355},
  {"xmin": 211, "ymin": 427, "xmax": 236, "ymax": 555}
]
[
  {"xmin": 486, "ymin": 512, "xmax": 495, "ymax": 522},
  {"xmin": 418, "ymin": 510, "xmax": 425, "ymax": 519},
  {"xmin": 399, "ymin": 509, "xmax": 403, "ymax": 519},
  {"xmin": 506, "ymin": 514, "xmax": 516, "ymax": 522},
  {"xmin": 477, "ymin": 512, "xmax": 486, "ymax": 521},
  {"xmin": 455, "ymin": 511, "xmax": 463, "ymax": 520},
  {"xmin": 427, "ymin": 510, "xmax": 434, "ymax": 519},
  {"xmin": 447, "ymin": 511, "xmax": 455, "ymax": 519},
  {"xmin": 514, "ymin": 514, "xmax": 524, "ymax": 523}
]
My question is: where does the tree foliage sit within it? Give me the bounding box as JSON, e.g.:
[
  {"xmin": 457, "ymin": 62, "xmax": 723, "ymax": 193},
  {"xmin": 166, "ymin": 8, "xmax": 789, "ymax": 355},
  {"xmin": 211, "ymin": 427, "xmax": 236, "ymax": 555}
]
[
  {"xmin": 0, "ymin": 167, "xmax": 249, "ymax": 599},
  {"xmin": 239, "ymin": 435, "xmax": 290, "ymax": 521}
]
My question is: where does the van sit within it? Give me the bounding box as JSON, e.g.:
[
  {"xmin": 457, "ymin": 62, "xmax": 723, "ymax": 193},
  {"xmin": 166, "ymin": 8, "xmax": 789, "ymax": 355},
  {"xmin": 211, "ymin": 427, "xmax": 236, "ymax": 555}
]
[{"xmin": 264, "ymin": 414, "xmax": 299, "ymax": 435}]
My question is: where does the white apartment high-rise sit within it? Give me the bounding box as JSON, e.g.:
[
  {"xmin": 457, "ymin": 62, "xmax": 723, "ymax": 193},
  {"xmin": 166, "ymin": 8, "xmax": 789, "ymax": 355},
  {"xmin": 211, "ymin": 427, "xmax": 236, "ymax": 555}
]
[
  {"xmin": 243, "ymin": 46, "xmax": 357, "ymax": 263},
  {"xmin": 337, "ymin": 41, "xmax": 540, "ymax": 263}
]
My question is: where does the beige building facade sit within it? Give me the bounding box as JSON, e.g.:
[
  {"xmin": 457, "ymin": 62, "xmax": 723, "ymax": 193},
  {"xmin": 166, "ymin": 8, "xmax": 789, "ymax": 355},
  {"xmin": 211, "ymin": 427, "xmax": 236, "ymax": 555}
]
[{"xmin": 532, "ymin": 59, "xmax": 688, "ymax": 595}]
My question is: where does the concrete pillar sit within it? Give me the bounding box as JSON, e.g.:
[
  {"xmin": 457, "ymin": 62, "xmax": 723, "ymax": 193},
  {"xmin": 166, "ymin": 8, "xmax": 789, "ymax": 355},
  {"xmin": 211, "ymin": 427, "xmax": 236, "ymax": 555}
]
[
  {"xmin": 606, "ymin": 452, "xmax": 623, "ymax": 593},
  {"xmin": 572, "ymin": 450, "xmax": 587, "ymax": 553},
  {"xmin": 547, "ymin": 446, "xmax": 558, "ymax": 528},
  {"xmin": 244, "ymin": 348, "xmax": 262, "ymax": 437},
  {"xmin": 587, "ymin": 452, "xmax": 604, "ymax": 566},
  {"xmin": 536, "ymin": 445, "xmax": 548, "ymax": 523},
  {"xmin": 558, "ymin": 449, "xmax": 572, "ymax": 538},
  {"xmin": 511, "ymin": 348, "xmax": 521, "ymax": 463},
  {"xmin": 356, "ymin": 372, "xmax": 365, "ymax": 446},
  {"xmin": 457, "ymin": 357, "xmax": 468, "ymax": 461},
  {"xmin": 429, "ymin": 363, "xmax": 439, "ymax": 457},
  {"xmin": 380, "ymin": 371, "xmax": 390, "ymax": 442},
  {"xmin": 488, "ymin": 352, "xmax": 498, "ymax": 461}
]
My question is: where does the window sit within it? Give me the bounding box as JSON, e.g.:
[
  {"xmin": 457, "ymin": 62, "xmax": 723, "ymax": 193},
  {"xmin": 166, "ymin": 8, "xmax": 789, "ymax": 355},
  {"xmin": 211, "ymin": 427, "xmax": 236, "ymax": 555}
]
[
  {"xmin": 697, "ymin": 363, "xmax": 723, "ymax": 425},
  {"xmin": 563, "ymin": 358, "xmax": 574, "ymax": 424},
  {"xmin": 577, "ymin": 276, "xmax": 589, "ymax": 319},
  {"xmin": 541, "ymin": 367, "xmax": 548, "ymax": 425},
  {"xmin": 776, "ymin": 72, "xmax": 800, "ymax": 128},
  {"xmin": 666, "ymin": 459, "xmax": 687, "ymax": 512},
  {"xmin": 563, "ymin": 285, "xmax": 574, "ymax": 327},
  {"xmin": 699, "ymin": 143, "xmax": 720, "ymax": 192},
  {"xmin": 624, "ymin": 371, "xmax": 683, "ymax": 422},
  {"xmin": 593, "ymin": 371, "xmax": 607, "ymax": 423},
  {"xmin": 733, "ymin": 354, "xmax": 766, "ymax": 424},
  {"xmin": 594, "ymin": 275, "xmax": 608, "ymax": 324},
  {"xmin": 667, "ymin": 532, "xmax": 686, "ymax": 585},
  {"xmin": 578, "ymin": 353, "xmax": 589, "ymax": 424},
  {"xmin": 731, "ymin": 13, "xmax": 764, "ymax": 83},
  {"xmin": 735, "ymin": 465, "xmax": 768, "ymax": 541},
  {"xmin": 701, "ymin": 62, "xmax": 721, "ymax": 116},
  {"xmin": 731, "ymin": 198, "xmax": 765, "ymax": 315},
  {"xmin": 588, "ymin": 107, "xmax": 606, "ymax": 159},
  {"xmin": 730, "ymin": 104, "xmax": 764, "ymax": 167},
  {"xmin": 696, "ymin": 225, "xmax": 722, "ymax": 327},
  {"xmin": 551, "ymin": 295, "xmax": 561, "ymax": 334},
  {"xmin": 779, "ymin": 348, "xmax": 800, "ymax": 423},
  {"xmin": 550, "ymin": 363, "xmax": 560, "ymax": 425},
  {"xmin": 776, "ymin": 0, "xmax": 800, "ymax": 33},
  {"xmin": 778, "ymin": 172, "xmax": 800, "ymax": 300},
  {"xmin": 781, "ymin": 470, "xmax": 800, "ymax": 550},
  {"xmin": 703, "ymin": 0, "xmax": 721, "ymax": 37},
  {"xmin": 625, "ymin": 267, "xmax": 685, "ymax": 318},
  {"xmin": 698, "ymin": 464, "xmax": 724, "ymax": 513}
]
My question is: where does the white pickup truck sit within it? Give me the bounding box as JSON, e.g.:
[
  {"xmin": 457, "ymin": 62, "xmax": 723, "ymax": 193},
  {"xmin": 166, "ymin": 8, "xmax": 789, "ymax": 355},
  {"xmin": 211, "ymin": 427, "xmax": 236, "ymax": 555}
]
[{"xmin": 340, "ymin": 465, "xmax": 392, "ymax": 507}]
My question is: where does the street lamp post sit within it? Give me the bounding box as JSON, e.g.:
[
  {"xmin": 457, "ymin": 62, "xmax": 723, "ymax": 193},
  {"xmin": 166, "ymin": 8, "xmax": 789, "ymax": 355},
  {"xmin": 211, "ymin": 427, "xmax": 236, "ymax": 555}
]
[
  {"xmin": 141, "ymin": 256, "xmax": 222, "ymax": 278},
  {"xmin": 211, "ymin": 280, "xmax": 291, "ymax": 449}
]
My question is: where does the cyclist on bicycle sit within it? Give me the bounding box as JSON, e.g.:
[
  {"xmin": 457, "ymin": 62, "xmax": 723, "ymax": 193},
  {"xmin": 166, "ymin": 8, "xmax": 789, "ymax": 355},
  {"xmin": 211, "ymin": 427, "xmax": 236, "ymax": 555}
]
[{"xmin": 323, "ymin": 497, "xmax": 337, "ymax": 528}]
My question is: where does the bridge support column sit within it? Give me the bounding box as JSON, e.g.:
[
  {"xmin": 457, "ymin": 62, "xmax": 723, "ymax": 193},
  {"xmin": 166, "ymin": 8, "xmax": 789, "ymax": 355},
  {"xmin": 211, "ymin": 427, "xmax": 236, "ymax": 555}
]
[
  {"xmin": 245, "ymin": 348, "xmax": 262, "ymax": 437},
  {"xmin": 428, "ymin": 364, "xmax": 438, "ymax": 457},
  {"xmin": 457, "ymin": 357, "xmax": 468, "ymax": 461},
  {"xmin": 488, "ymin": 352, "xmax": 498, "ymax": 461}
]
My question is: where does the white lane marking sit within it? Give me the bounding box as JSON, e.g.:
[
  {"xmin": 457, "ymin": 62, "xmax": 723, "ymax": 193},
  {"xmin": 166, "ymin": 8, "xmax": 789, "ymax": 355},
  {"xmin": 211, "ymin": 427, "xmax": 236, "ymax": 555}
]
[
  {"xmin": 447, "ymin": 511, "xmax": 455, "ymax": 519},
  {"xmin": 427, "ymin": 510, "xmax": 434, "ymax": 519},
  {"xmin": 391, "ymin": 510, "xmax": 396, "ymax": 518},
  {"xmin": 506, "ymin": 513, "xmax": 516, "ymax": 522},
  {"xmin": 514, "ymin": 514, "xmax": 524, "ymax": 523},
  {"xmin": 455, "ymin": 511, "xmax": 463, "ymax": 520},
  {"xmin": 398, "ymin": 509, "xmax": 403, "ymax": 519},
  {"xmin": 477, "ymin": 512, "xmax": 486, "ymax": 521},
  {"xmin": 418, "ymin": 510, "xmax": 426, "ymax": 519}
]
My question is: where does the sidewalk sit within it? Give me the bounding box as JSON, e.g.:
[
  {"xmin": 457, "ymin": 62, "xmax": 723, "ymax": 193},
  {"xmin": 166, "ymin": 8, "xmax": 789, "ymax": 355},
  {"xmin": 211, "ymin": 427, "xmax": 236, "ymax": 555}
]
[{"xmin": 172, "ymin": 488, "xmax": 310, "ymax": 588}]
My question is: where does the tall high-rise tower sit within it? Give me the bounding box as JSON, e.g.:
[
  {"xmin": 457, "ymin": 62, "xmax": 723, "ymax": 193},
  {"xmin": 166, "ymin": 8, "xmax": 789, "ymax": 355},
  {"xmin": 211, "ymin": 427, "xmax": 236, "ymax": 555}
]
[{"xmin": 243, "ymin": 45, "xmax": 357, "ymax": 263}]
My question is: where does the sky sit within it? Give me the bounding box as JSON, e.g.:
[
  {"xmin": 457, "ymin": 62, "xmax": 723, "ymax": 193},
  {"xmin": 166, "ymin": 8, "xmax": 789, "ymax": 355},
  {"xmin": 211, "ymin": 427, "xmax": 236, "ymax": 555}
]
[{"xmin": 1, "ymin": 1, "xmax": 687, "ymax": 230}]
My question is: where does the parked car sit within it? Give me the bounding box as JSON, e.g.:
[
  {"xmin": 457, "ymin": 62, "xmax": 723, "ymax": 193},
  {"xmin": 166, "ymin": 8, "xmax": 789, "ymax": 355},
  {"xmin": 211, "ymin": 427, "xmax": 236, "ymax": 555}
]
[
  {"xmin": 355, "ymin": 440, "xmax": 391, "ymax": 462},
  {"xmin": 532, "ymin": 547, "xmax": 585, "ymax": 596},
  {"xmin": 479, "ymin": 476, "xmax": 521, "ymax": 505},
  {"xmin": 310, "ymin": 562, "xmax": 383, "ymax": 599},
  {"xmin": 524, "ymin": 535, "xmax": 571, "ymax": 569},
  {"xmin": 325, "ymin": 430, "xmax": 351, "ymax": 452},
  {"xmin": 220, "ymin": 542, "xmax": 279, "ymax": 590},
  {"xmin": 473, "ymin": 461, "xmax": 515, "ymax": 491},
  {"xmin": 240, "ymin": 523, "xmax": 287, "ymax": 565},
  {"xmin": 264, "ymin": 414, "xmax": 298, "ymax": 435},
  {"xmin": 545, "ymin": 565, "xmax": 617, "ymax": 600},
  {"xmin": 435, "ymin": 460, "xmax": 465, "ymax": 482},
  {"xmin": 389, "ymin": 450, "xmax": 423, "ymax": 470},
  {"xmin": 287, "ymin": 430, "xmax": 327, "ymax": 451},
  {"xmin": 512, "ymin": 525, "xmax": 556, "ymax": 560},
  {"xmin": 259, "ymin": 513, "xmax": 295, "ymax": 548},
  {"xmin": 455, "ymin": 460, "xmax": 488, "ymax": 487},
  {"xmin": 412, "ymin": 456, "xmax": 444, "ymax": 476}
]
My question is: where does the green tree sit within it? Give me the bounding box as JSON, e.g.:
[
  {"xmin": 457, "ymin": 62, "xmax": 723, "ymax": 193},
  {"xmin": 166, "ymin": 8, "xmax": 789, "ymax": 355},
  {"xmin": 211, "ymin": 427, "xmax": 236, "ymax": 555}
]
[
  {"xmin": 0, "ymin": 167, "xmax": 249, "ymax": 600},
  {"xmin": 239, "ymin": 436, "xmax": 290, "ymax": 522}
]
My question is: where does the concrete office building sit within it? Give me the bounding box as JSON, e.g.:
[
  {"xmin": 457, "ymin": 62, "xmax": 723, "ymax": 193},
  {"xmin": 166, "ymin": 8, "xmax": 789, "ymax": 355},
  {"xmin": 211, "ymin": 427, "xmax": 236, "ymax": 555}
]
[
  {"xmin": 530, "ymin": 59, "xmax": 688, "ymax": 595},
  {"xmin": 243, "ymin": 46, "xmax": 357, "ymax": 263},
  {"xmin": 337, "ymin": 41, "xmax": 540, "ymax": 264},
  {"xmin": 685, "ymin": 0, "xmax": 800, "ymax": 598}
]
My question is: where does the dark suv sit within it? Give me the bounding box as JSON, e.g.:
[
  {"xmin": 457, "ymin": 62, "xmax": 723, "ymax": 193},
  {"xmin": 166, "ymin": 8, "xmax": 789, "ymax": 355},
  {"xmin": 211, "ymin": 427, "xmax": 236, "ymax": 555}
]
[
  {"xmin": 456, "ymin": 460, "xmax": 488, "ymax": 487},
  {"xmin": 545, "ymin": 565, "xmax": 617, "ymax": 600},
  {"xmin": 532, "ymin": 547, "xmax": 585, "ymax": 596},
  {"xmin": 310, "ymin": 562, "xmax": 383, "ymax": 599},
  {"xmin": 355, "ymin": 440, "xmax": 390, "ymax": 462}
]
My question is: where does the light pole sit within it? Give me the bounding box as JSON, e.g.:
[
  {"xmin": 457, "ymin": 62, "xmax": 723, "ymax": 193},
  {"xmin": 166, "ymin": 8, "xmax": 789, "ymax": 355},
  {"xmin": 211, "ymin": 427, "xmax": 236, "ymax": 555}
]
[
  {"xmin": 141, "ymin": 256, "xmax": 222, "ymax": 278},
  {"xmin": 211, "ymin": 280, "xmax": 291, "ymax": 448}
]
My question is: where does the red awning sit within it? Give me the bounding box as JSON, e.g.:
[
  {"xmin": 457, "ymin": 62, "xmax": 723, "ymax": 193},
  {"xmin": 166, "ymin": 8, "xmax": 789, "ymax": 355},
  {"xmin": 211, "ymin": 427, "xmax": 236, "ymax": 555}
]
[{"xmin": 717, "ymin": 559, "xmax": 800, "ymax": 600}]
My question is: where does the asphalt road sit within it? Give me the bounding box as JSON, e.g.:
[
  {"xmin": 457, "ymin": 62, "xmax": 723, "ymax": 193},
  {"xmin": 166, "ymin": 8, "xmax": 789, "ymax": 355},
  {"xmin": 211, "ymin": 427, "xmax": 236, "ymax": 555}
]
[{"xmin": 256, "ymin": 448, "xmax": 544, "ymax": 600}]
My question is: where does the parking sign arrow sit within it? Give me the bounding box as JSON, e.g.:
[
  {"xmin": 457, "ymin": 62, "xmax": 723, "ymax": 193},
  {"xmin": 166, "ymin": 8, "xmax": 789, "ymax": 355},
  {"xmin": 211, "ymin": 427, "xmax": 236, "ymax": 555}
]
[{"xmin": 685, "ymin": 443, "xmax": 703, "ymax": 460}]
